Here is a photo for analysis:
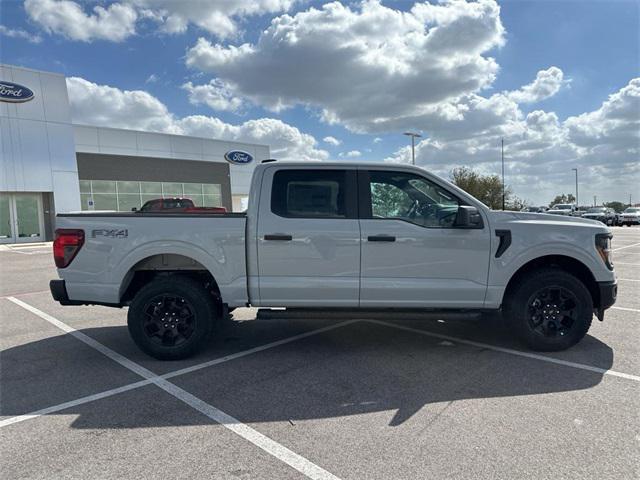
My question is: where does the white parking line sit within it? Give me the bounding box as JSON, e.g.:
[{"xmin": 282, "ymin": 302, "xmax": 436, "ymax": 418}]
[
  {"xmin": 366, "ymin": 319, "xmax": 640, "ymax": 382},
  {"xmin": 618, "ymin": 278, "xmax": 640, "ymax": 282},
  {"xmin": 0, "ymin": 316, "xmax": 360, "ymax": 429},
  {"xmin": 615, "ymin": 262, "xmax": 640, "ymax": 266},
  {"xmin": 611, "ymin": 306, "xmax": 640, "ymax": 313},
  {"xmin": 612, "ymin": 242, "xmax": 640, "ymax": 251},
  {"xmin": 6, "ymin": 297, "xmax": 342, "ymax": 480}
]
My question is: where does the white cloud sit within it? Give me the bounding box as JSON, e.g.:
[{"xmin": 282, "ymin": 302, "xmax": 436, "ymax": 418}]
[
  {"xmin": 385, "ymin": 77, "xmax": 640, "ymax": 204},
  {"xmin": 373, "ymin": 137, "xmax": 382, "ymax": 143},
  {"xmin": 25, "ymin": 0, "xmax": 137, "ymax": 42},
  {"xmin": 185, "ymin": 0, "xmax": 505, "ymax": 132},
  {"xmin": 66, "ymin": 76, "xmax": 328, "ymax": 162},
  {"xmin": 145, "ymin": 73, "xmax": 158, "ymax": 84},
  {"xmin": 323, "ymin": 136, "xmax": 341, "ymax": 146},
  {"xmin": 507, "ymin": 66, "xmax": 566, "ymax": 104},
  {"xmin": 0, "ymin": 24, "xmax": 42, "ymax": 43},
  {"xmin": 66, "ymin": 77, "xmax": 177, "ymax": 131},
  {"xmin": 340, "ymin": 150, "xmax": 362, "ymax": 158},
  {"xmin": 131, "ymin": 0, "xmax": 296, "ymax": 38},
  {"xmin": 182, "ymin": 79, "xmax": 244, "ymax": 113},
  {"xmin": 25, "ymin": 0, "xmax": 295, "ymax": 41}
]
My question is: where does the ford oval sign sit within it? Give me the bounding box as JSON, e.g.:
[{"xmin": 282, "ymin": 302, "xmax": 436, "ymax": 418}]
[
  {"xmin": 0, "ymin": 81, "xmax": 34, "ymax": 103},
  {"xmin": 224, "ymin": 150, "xmax": 254, "ymax": 165}
]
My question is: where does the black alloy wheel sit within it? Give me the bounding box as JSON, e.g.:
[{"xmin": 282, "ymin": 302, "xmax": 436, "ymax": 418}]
[
  {"xmin": 128, "ymin": 276, "xmax": 218, "ymax": 360},
  {"xmin": 526, "ymin": 286, "xmax": 578, "ymax": 338},
  {"xmin": 142, "ymin": 294, "xmax": 196, "ymax": 347},
  {"xmin": 506, "ymin": 268, "xmax": 593, "ymax": 351}
]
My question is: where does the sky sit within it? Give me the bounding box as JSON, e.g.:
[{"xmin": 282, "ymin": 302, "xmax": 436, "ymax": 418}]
[{"xmin": 0, "ymin": 0, "xmax": 638, "ymax": 206}]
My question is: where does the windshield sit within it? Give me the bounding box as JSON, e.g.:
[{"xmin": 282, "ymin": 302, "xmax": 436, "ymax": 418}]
[
  {"xmin": 553, "ymin": 204, "xmax": 573, "ymax": 210},
  {"xmin": 586, "ymin": 208, "xmax": 605, "ymax": 213},
  {"xmin": 624, "ymin": 208, "xmax": 639, "ymax": 213}
]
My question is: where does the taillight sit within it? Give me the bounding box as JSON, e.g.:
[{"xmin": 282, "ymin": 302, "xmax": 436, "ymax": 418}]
[{"xmin": 53, "ymin": 229, "xmax": 84, "ymax": 268}]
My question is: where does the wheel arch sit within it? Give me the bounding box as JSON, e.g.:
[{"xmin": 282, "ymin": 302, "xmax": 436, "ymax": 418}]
[
  {"xmin": 119, "ymin": 253, "xmax": 223, "ymax": 314},
  {"xmin": 502, "ymin": 255, "xmax": 601, "ymax": 309}
]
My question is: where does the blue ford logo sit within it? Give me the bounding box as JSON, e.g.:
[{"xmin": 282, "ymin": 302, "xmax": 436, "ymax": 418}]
[
  {"xmin": 0, "ymin": 81, "xmax": 34, "ymax": 103},
  {"xmin": 224, "ymin": 150, "xmax": 253, "ymax": 165}
]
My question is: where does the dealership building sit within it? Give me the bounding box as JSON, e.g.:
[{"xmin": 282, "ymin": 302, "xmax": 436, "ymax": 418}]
[{"xmin": 0, "ymin": 64, "xmax": 269, "ymax": 244}]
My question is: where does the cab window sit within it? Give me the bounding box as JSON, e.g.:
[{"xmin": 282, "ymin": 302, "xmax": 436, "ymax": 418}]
[
  {"xmin": 271, "ymin": 170, "xmax": 354, "ymax": 218},
  {"xmin": 366, "ymin": 170, "xmax": 460, "ymax": 228}
]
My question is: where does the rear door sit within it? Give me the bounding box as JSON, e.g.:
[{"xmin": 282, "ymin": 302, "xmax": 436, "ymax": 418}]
[
  {"xmin": 255, "ymin": 167, "xmax": 360, "ymax": 307},
  {"xmin": 358, "ymin": 169, "xmax": 491, "ymax": 308}
]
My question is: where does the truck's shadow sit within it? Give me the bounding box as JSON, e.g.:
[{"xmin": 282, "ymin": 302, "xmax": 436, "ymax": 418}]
[{"xmin": 1, "ymin": 313, "xmax": 614, "ymax": 428}]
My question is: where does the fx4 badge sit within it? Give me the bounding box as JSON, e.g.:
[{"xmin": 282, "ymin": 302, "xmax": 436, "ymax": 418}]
[{"xmin": 92, "ymin": 229, "xmax": 128, "ymax": 238}]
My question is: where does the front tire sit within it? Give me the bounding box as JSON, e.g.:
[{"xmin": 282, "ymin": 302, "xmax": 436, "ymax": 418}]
[
  {"xmin": 128, "ymin": 276, "xmax": 218, "ymax": 360},
  {"xmin": 505, "ymin": 269, "xmax": 593, "ymax": 351}
]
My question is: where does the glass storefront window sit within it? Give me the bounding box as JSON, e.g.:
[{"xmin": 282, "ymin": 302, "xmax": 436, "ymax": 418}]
[
  {"xmin": 117, "ymin": 181, "xmax": 141, "ymax": 194},
  {"xmin": 79, "ymin": 180, "xmax": 224, "ymax": 211},
  {"xmin": 203, "ymin": 184, "xmax": 221, "ymax": 195},
  {"xmin": 15, "ymin": 195, "xmax": 40, "ymax": 237},
  {"xmin": 91, "ymin": 180, "xmax": 117, "ymax": 193},
  {"xmin": 140, "ymin": 182, "xmax": 162, "ymax": 194},
  {"xmin": 0, "ymin": 194, "xmax": 11, "ymax": 239},
  {"xmin": 162, "ymin": 183, "xmax": 183, "ymax": 196},
  {"xmin": 79, "ymin": 180, "xmax": 92, "ymax": 194},
  {"xmin": 183, "ymin": 183, "xmax": 203, "ymax": 195},
  {"xmin": 203, "ymin": 195, "xmax": 222, "ymax": 207},
  {"xmin": 118, "ymin": 194, "xmax": 142, "ymax": 212},
  {"xmin": 92, "ymin": 194, "xmax": 118, "ymax": 211},
  {"xmin": 80, "ymin": 194, "xmax": 93, "ymax": 210}
]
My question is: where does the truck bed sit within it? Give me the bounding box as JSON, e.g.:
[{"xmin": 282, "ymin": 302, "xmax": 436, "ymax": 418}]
[{"xmin": 54, "ymin": 212, "xmax": 248, "ymax": 307}]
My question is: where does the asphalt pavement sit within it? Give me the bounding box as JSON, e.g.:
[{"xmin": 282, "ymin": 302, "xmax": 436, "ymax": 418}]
[{"xmin": 1, "ymin": 227, "xmax": 638, "ymax": 479}]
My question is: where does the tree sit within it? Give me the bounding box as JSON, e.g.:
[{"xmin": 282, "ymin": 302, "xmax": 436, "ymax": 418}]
[
  {"xmin": 549, "ymin": 194, "xmax": 575, "ymax": 208},
  {"xmin": 604, "ymin": 201, "xmax": 626, "ymax": 213},
  {"xmin": 450, "ymin": 166, "xmax": 515, "ymax": 210}
]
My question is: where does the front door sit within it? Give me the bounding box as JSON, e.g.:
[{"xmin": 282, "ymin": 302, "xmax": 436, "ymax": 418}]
[
  {"xmin": 0, "ymin": 193, "xmax": 45, "ymax": 244},
  {"xmin": 358, "ymin": 169, "xmax": 491, "ymax": 308},
  {"xmin": 255, "ymin": 167, "xmax": 360, "ymax": 307}
]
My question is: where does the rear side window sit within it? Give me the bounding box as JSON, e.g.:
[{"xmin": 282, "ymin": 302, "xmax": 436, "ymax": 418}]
[{"xmin": 271, "ymin": 170, "xmax": 350, "ymax": 218}]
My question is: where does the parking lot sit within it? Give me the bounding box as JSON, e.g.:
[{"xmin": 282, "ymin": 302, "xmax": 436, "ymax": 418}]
[{"xmin": 1, "ymin": 227, "xmax": 639, "ymax": 480}]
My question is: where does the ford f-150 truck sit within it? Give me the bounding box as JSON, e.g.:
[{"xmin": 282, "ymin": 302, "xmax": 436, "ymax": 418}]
[{"xmin": 50, "ymin": 162, "xmax": 617, "ymax": 360}]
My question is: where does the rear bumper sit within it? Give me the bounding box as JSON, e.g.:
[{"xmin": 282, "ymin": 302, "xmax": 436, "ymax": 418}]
[
  {"xmin": 50, "ymin": 279, "xmax": 73, "ymax": 305},
  {"xmin": 50, "ymin": 279, "xmax": 121, "ymax": 308},
  {"xmin": 595, "ymin": 280, "xmax": 617, "ymax": 320}
]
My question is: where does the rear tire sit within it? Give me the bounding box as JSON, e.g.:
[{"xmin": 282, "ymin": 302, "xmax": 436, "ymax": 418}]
[
  {"xmin": 128, "ymin": 276, "xmax": 218, "ymax": 360},
  {"xmin": 505, "ymin": 269, "xmax": 593, "ymax": 351}
]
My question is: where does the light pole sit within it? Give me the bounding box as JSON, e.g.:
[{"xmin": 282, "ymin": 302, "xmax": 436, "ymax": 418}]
[
  {"xmin": 403, "ymin": 132, "xmax": 422, "ymax": 165},
  {"xmin": 501, "ymin": 138, "xmax": 505, "ymax": 210},
  {"xmin": 572, "ymin": 168, "xmax": 578, "ymax": 209}
]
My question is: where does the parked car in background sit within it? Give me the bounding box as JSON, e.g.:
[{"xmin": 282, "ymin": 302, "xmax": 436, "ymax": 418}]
[
  {"xmin": 581, "ymin": 207, "xmax": 617, "ymax": 226},
  {"xmin": 135, "ymin": 198, "xmax": 227, "ymax": 214},
  {"xmin": 521, "ymin": 206, "xmax": 548, "ymax": 213},
  {"xmin": 547, "ymin": 203, "xmax": 576, "ymax": 216},
  {"xmin": 620, "ymin": 207, "xmax": 640, "ymax": 226}
]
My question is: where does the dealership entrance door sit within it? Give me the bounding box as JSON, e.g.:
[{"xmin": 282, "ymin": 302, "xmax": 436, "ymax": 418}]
[{"xmin": 0, "ymin": 193, "xmax": 45, "ymax": 244}]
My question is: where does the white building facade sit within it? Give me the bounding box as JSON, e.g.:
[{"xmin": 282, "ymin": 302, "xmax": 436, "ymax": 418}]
[{"xmin": 0, "ymin": 64, "xmax": 268, "ymax": 243}]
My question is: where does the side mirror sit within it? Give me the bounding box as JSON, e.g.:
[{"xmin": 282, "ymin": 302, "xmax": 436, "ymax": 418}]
[
  {"xmin": 131, "ymin": 207, "xmax": 138, "ymax": 212},
  {"xmin": 455, "ymin": 205, "xmax": 483, "ymax": 228}
]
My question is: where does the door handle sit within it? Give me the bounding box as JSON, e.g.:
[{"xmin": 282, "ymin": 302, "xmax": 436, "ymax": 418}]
[
  {"xmin": 368, "ymin": 235, "xmax": 396, "ymax": 242},
  {"xmin": 264, "ymin": 234, "xmax": 293, "ymax": 241}
]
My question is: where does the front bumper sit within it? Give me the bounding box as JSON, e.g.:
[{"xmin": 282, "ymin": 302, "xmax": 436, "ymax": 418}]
[{"xmin": 595, "ymin": 280, "xmax": 617, "ymax": 320}]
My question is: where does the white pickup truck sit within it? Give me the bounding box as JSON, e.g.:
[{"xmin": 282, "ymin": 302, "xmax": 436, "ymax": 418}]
[{"xmin": 51, "ymin": 161, "xmax": 617, "ymax": 359}]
